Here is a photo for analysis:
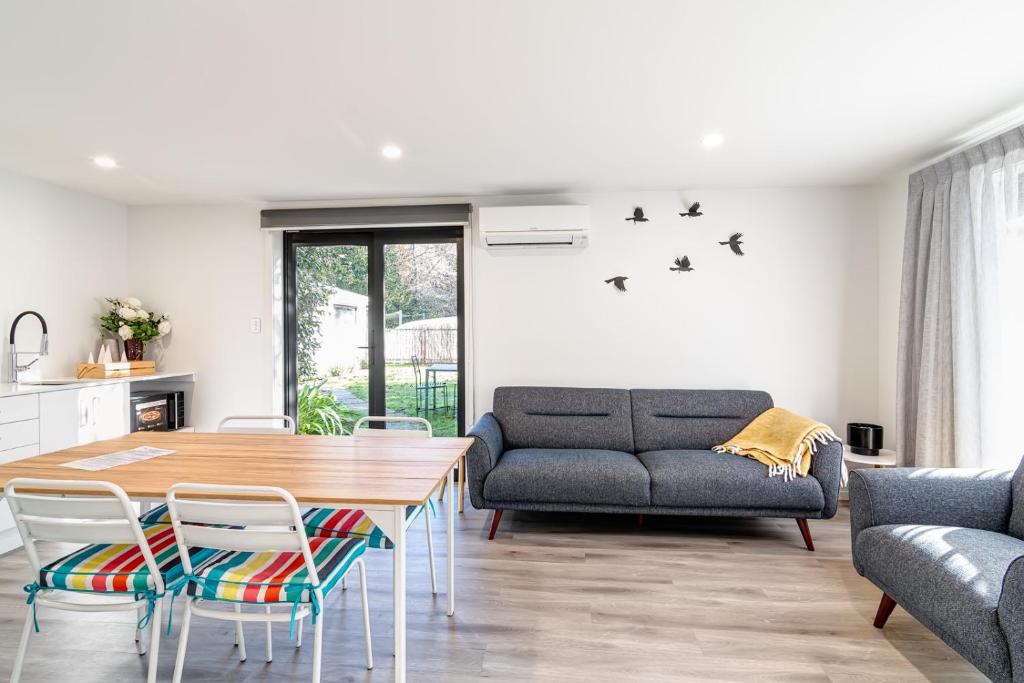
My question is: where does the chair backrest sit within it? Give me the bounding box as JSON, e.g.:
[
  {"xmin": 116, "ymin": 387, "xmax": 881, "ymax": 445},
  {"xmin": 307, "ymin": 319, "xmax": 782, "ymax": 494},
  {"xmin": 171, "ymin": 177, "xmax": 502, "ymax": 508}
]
[
  {"xmin": 353, "ymin": 415, "xmax": 432, "ymax": 438},
  {"xmin": 166, "ymin": 483, "xmax": 320, "ymax": 585},
  {"xmin": 410, "ymin": 356, "xmax": 423, "ymax": 387},
  {"xmin": 217, "ymin": 415, "xmax": 296, "ymax": 435},
  {"xmin": 4, "ymin": 478, "xmax": 164, "ymax": 592}
]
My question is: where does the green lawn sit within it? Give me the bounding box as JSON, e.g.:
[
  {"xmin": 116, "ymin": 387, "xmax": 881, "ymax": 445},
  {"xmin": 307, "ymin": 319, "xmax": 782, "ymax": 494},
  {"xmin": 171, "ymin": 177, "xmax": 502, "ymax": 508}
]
[{"xmin": 321, "ymin": 363, "xmax": 457, "ymax": 436}]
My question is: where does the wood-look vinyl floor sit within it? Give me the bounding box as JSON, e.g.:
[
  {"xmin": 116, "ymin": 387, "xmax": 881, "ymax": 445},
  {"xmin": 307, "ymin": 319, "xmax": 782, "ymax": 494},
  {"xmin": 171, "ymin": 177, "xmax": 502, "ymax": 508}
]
[{"xmin": 0, "ymin": 502, "xmax": 985, "ymax": 682}]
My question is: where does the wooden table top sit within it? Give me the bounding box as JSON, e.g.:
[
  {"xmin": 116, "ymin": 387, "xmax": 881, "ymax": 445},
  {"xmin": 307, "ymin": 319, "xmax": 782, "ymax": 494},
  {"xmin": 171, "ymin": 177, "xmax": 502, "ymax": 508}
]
[{"xmin": 0, "ymin": 431, "xmax": 474, "ymax": 506}]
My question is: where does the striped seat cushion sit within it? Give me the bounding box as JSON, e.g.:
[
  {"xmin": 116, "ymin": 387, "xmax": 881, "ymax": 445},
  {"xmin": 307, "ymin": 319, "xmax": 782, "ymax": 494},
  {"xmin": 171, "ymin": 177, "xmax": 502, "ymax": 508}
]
[
  {"xmin": 39, "ymin": 524, "xmax": 213, "ymax": 594},
  {"xmin": 303, "ymin": 503, "xmax": 432, "ymax": 549},
  {"xmin": 138, "ymin": 503, "xmax": 171, "ymax": 525},
  {"xmin": 187, "ymin": 537, "xmax": 364, "ymax": 604}
]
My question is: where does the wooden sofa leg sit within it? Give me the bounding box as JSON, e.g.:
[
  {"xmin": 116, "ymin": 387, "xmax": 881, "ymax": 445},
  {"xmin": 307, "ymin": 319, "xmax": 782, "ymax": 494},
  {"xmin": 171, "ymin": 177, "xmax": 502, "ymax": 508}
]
[
  {"xmin": 874, "ymin": 593, "xmax": 897, "ymax": 628},
  {"xmin": 488, "ymin": 509, "xmax": 503, "ymax": 540},
  {"xmin": 796, "ymin": 518, "xmax": 815, "ymax": 551}
]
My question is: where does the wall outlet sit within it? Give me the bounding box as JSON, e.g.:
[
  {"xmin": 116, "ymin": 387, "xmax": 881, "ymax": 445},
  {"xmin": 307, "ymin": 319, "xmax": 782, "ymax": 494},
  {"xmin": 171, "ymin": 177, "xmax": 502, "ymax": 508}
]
[{"xmin": 249, "ymin": 317, "xmax": 262, "ymax": 334}]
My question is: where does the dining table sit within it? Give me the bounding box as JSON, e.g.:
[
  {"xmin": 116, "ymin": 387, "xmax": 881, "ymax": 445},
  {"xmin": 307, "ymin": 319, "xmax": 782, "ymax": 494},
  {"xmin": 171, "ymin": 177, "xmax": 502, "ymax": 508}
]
[{"xmin": 0, "ymin": 430, "xmax": 474, "ymax": 683}]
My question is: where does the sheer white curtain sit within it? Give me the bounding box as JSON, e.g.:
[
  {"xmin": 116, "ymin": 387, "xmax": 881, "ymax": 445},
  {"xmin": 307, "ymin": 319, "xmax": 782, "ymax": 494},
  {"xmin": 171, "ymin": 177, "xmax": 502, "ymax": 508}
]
[{"xmin": 897, "ymin": 126, "xmax": 1024, "ymax": 469}]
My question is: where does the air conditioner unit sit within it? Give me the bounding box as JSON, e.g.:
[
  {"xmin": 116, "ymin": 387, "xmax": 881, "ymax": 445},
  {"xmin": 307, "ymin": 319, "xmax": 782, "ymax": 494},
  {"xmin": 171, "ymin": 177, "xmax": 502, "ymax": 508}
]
[{"xmin": 478, "ymin": 205, "xmax": 590, "ymax": 249}]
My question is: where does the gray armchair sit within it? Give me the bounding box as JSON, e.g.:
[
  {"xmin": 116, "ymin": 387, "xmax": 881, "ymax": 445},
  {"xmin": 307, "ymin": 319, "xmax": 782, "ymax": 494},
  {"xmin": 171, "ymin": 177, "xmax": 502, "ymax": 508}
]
[{"xmin": 849, "ymin": 461, "xmax": 1024, "ymax": 682}]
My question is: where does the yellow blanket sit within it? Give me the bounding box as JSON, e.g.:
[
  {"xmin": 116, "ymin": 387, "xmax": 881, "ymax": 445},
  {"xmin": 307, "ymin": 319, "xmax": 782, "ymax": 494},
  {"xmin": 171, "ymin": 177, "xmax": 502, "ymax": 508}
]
[{"xmin": 711, "ymin": 407, "xmax": 837, "ymax": 480}]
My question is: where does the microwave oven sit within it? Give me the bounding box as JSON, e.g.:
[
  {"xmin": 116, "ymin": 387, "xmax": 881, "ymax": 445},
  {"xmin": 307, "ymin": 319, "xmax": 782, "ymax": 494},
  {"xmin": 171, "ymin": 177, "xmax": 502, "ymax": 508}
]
[{"xmin": 129, "ymin": 391, "xmax": 185, "ymax": 432}]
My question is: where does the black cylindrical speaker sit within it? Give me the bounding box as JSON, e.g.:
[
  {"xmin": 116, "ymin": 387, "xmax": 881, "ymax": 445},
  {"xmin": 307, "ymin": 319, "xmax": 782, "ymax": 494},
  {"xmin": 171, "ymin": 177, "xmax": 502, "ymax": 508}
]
[{"xmin": 847, "ymin": 423, "xmax": 883, "ymax": 456}]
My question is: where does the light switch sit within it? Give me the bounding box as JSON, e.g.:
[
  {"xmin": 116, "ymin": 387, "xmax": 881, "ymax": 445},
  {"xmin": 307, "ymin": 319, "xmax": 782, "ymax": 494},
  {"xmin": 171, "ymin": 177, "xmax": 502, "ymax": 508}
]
[{"xmin": 249, "ymin": 317, "xmax": 262, "ymax": 334}]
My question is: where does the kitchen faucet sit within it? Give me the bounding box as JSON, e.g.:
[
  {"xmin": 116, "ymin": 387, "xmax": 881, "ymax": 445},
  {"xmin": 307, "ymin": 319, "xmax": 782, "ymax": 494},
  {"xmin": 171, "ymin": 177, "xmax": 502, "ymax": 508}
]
[{"xmin": 7, "ymin": 310, "xmax": 48, "ymax": 383}]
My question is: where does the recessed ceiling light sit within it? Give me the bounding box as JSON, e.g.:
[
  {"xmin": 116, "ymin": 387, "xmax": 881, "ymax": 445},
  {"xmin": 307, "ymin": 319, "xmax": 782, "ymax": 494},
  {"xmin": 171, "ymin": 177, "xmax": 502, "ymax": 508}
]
[
  {"xmin": 92, "ymin": 155, "xmax": 118, "ymax": 169},
  {"xmin": 381, "ymin": 144, "xmax": 403, "ymax": 160},
  {"xmin": 700, "ymin": 133, "xmax": 725, "ymax": 149}
]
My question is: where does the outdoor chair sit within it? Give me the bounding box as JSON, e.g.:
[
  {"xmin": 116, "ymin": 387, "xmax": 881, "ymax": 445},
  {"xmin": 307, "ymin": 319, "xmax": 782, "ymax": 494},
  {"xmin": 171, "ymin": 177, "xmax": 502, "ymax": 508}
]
[{"xmin": 412, "ymin": 355, "xmax": 449, "ymax": 415}]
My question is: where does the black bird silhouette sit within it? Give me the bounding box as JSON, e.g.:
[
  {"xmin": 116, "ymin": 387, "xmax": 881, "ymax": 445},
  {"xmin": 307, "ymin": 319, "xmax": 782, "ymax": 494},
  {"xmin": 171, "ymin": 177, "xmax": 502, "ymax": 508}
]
[
  {"xmin": 679, "ymin": 202, "xmax": 703, "ymax": 218},
  {"xmin": 719, "ymin": 233, "xmax": 744, "ymax": 255},
  {"xmin": 669, "ymin": 256, "xmax": 694, "ymax": 272},
  {"xmin": 604, "ymin": 276, "xmax": 629, "ymax": 292},
  {"xmin": 626, "ymin": 207, "xmax": 649, "ymax": 223}
]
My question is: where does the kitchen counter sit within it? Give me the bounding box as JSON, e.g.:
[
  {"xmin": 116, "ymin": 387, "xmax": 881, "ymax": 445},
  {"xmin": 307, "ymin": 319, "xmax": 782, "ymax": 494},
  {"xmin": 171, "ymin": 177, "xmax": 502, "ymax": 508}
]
[{"xmin": 0, "ymin": 371, "xmax": 197, "ymax": 399}]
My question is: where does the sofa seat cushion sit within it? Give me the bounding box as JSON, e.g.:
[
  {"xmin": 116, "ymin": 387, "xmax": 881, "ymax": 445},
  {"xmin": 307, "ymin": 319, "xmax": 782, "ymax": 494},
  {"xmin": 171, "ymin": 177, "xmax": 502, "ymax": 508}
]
[
  {"xmin": 856, "ymin": 525, "xmax": 1024, "ymax": 677},
  {"xmin": 636, "ymin": 450, "xmax": 825, "ymax": 510},
  {"xmin": 484, "ymin": 449, "xmax": 650, "ymax": 506}
]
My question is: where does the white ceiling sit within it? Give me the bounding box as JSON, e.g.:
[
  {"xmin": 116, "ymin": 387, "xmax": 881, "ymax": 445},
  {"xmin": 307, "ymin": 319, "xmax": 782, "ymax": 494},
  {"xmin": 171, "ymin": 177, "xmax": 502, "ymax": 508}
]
[{"xmin": 2, "ymin": 0, "xmax": 1024, "ymax": 205}]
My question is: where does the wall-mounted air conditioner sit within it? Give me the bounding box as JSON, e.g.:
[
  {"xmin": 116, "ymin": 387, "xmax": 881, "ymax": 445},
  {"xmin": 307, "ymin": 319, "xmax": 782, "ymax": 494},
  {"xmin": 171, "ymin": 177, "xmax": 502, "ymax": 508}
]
[{"xmin": 478, "ymin": 205, "xmax": 590, "ymax": 249}]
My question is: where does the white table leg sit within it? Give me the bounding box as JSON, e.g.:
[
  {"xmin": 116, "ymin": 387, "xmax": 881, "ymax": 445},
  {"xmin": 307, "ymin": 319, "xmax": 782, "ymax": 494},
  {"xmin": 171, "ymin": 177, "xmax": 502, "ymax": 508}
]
[
  {"xmin": 392, "ymin": 505, "xmax": 407, "ymax": 683},
  {"xmin": 447, "ymin": 467, "xmax": 455, "ymax": 617}
]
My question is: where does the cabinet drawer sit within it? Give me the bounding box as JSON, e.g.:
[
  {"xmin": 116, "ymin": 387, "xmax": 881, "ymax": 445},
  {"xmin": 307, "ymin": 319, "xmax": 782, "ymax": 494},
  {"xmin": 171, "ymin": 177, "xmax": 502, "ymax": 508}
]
[
  {"xmin": 0, "ymin": 442, "xmax": 39, "ymax": 465},
  {"xmin": 0, "ymin": 395, "xmax": 39, "ymax": 425},
  {"xmin": 0, "ymin": 443, "xmax": 37, "ymax": 535},
  {"xmin": 0, "ymin": 419, "xmax": 39, "ymax": 452}
]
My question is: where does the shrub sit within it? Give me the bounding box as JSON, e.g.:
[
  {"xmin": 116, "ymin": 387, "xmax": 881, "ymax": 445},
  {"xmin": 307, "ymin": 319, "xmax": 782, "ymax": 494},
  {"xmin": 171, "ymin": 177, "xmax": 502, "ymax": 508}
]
[{"xmin": 297, "ymin": 381, "xmax": 359, "ymax": 435}]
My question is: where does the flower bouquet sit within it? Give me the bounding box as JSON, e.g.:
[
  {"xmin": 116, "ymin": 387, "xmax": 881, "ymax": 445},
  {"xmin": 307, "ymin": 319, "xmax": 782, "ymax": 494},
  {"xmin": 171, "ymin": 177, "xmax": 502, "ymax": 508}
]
[{"xmin": 100, "ymin": 297, "xmax": 171, "ymax": 361}]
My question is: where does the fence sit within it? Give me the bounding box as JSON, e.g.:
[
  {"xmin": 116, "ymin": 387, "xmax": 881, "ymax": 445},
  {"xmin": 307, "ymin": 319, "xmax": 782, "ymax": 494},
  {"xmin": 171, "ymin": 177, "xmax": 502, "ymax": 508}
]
[{"xmin": 384, "ymin": 327, "xmax": 458, "ymax": 363}]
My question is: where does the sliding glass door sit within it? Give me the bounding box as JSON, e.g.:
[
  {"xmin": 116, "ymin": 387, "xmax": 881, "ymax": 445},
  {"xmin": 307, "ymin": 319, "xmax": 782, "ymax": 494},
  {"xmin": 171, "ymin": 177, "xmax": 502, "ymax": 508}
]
[{"xmin": 284, "ymin": 228, "xmax": 464, "ymax": 436}]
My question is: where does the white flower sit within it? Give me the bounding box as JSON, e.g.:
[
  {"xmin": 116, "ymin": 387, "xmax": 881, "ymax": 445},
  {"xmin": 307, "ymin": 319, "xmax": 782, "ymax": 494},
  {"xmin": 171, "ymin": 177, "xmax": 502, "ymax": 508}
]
[
  {"xmin": 117, "ymin": 325, "xmax": 133, "ymax": 340},
  {"xmin": 136, "ymin": 309, "xmax": 149, "ymax": 320},
  {"xmin": 118, "ymin": 307, "xmax": 137, "ymax": 320},
  {"xmin": 158, "ymin": 320, "xmax": 172, "ymax": 336},
  {"xmin": 123, "ymin": 297, "xmax": 142, "ymax": 308}
]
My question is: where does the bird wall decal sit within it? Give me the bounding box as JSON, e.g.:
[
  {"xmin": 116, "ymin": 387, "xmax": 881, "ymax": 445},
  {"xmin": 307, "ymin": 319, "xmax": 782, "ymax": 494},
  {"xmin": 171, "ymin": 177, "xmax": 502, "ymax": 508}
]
[
  {"xmin": 604, "ymin": 276, "xmax": 629, "ymax": 292},
  {"xmin": 679, "ymin": 202, "xmax": 703, "ymax": 218},
  {"xmin": 719, "ymin": 233, "xmax": 744, "ymax": 255},
  {"xmin": 626, "ymin": 207, "xmax": 649, "ymax": 223},
  {"xmin": 669, "ymin": 256, "xmax": 694, "ymax": 272}
]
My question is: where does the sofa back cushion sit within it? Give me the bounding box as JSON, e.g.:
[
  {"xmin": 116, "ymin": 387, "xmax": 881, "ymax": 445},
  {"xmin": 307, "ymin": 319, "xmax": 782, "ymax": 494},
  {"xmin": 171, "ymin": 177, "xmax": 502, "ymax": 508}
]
[
  {"xmin": 630, "ymin": 389, "xmax": 773, "ymax": 452},
  {"xmin": 1011, "ymin": 455, "xmax": 1024, "ymax": 539},
  {"xmin": 492, "ymin": 386, "xmax": 634, "ymax": 452}
]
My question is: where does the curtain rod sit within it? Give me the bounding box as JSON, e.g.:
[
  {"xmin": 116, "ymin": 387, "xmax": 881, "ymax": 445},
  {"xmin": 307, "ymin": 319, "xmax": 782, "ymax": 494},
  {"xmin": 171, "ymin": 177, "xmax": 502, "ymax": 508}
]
[{"xmin": 907, "ymin": 104, "xmax": 1024, "ymax": 175}]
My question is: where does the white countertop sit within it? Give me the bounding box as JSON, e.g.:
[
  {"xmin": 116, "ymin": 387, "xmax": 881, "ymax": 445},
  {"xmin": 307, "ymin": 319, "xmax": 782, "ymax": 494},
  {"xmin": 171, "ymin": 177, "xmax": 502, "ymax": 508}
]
[{"xmin": 0, "ymin": 371, "xmax": 197, "ymax": 399}]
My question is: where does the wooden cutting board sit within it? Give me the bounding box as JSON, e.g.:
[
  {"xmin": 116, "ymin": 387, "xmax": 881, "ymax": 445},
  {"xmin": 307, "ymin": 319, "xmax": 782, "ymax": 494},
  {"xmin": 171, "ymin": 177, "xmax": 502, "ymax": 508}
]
[{"xmin": 75, "ymin": 361, "xmax": 156, "ymax": 379}]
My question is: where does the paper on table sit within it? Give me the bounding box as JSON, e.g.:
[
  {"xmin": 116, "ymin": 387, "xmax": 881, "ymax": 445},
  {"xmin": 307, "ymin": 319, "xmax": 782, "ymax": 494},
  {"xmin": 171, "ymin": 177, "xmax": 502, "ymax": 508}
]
[{"xmin": 62, "ymin": 446, "xmax": 176, "ymax": 472}]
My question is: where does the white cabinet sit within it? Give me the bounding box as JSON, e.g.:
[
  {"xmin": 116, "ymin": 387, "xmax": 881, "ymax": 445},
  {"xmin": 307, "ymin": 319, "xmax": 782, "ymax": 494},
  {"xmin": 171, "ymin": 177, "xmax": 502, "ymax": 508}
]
[
  {"xmin": 39, "ymin": 384, "xmax": 129, "ymax": 453},
  {"xmin": 0, "ymin": 395, "xmax": 40, "ymax": 554}
]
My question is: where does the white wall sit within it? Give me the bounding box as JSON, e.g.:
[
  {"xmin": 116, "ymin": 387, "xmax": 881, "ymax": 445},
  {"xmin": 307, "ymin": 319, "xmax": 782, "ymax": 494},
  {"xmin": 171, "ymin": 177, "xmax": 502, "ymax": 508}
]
[
  {"xmin": 127, "ymin": 187, "xmax": 881, "ymax": 433},
  {"xmin": 471, "ymin": 189, "xmax": 878, "ymax": 429},
  {"xmin": 874, "ymin": 176, "xmax": 908, "ymax": 437},
  {"xmin": 0, "ymin": 167, "xmax": 128, "ymax": 381},
  {"xmin": 126, "ymin": 205, "xmax": 274, "ymax": 431}
]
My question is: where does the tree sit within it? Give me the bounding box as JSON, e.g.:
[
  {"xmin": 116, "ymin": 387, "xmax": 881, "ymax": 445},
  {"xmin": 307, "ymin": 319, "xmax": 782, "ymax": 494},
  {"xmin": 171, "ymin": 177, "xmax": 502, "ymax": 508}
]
[{"xmin": 295, "ymin": 245, "xmax": 367, "ymax": 379}]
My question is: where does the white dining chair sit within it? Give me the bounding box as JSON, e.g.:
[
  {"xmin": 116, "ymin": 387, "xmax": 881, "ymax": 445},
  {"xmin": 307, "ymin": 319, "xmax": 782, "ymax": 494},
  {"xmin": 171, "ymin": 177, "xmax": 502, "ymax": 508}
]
[
  {"xmin": 137, "ymin": 413, "xmax": 300, "ymax": 655},
  {"xmin": 301, "ymin": 415, "xmax": 439, "ymax": 595},
  {"xmin": 216, "ymin": 414, "xmax": 297, "ymax": 435},
  {"xmin": 165, "ymin": 483, "xmax": 372, "ymax": 683},
  {"xmin": 4, "ymin": 478, "xmax": 212, "ymax": 683}
]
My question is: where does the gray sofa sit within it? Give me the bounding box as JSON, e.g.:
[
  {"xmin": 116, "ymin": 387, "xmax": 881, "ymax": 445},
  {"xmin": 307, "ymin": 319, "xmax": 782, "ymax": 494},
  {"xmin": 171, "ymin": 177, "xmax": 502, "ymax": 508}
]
[
  {"xmin": 850, "ymin": 461, "xmax": 1024, "ymax": 682},
  {"xmin": 465, "ymin": 387, "xmax": 844, "ymax": 549}
]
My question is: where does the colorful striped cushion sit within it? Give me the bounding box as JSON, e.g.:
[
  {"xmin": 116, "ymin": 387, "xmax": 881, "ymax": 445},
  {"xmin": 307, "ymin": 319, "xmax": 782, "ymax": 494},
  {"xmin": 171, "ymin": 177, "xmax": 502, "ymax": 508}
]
[
  {"xmin": 302, "ymin": 502, "xmax": 432, "ymax": 549},
  {"xmin": 187, "ymin": 537, "xmax": 364, "ymax": 604},
  {"xmin": 138, "ymin": 503, "xmax": 171, "ymax": 525},
  {"xmin": 39, "ymin": 524, "xmax": 212, "ymax": 594}
]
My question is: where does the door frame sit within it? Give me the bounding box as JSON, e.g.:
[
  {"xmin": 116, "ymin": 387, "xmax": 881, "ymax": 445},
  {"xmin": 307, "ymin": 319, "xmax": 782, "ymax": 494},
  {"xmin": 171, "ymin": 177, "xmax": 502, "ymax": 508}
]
[{"xmin": 283, "ymin": 227, "xmax": 466, "ymax": 435}]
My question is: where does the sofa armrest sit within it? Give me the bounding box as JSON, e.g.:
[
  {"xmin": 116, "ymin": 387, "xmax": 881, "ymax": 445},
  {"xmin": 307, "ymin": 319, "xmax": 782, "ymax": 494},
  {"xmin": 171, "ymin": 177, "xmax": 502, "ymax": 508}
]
[
  {"xmin": 849, "ymin": 467, "xmax": 1014, "ymax": 558},
  {"xmin": 998, "ymin": 556, "xmax": 1024, "ymax": 680},
  {"xmin": 465, "ymin": 412, "xmax": 504, "ymax": 508},
  {"xmin": 810, "ymin": 440, "xmax": 843, "ymax": 518}
]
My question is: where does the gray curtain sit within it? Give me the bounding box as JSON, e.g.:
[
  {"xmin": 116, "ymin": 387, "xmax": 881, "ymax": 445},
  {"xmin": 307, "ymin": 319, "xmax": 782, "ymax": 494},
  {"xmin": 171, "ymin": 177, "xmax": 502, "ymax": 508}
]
[{"xmin": 897, "ymin": 125, "xmax": 1024, "ymax": 468}]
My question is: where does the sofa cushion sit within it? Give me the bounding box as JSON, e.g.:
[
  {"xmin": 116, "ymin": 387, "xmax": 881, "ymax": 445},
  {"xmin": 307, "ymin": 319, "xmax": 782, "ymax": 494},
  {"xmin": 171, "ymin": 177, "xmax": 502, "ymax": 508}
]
[
  {"xmin": 1010, "ymin": 456, "xmax": 1024, "ymax": 540},
  {"xmin": 483, "ymin": 448, "xmax": 650, "ymax": 506},
  {"xmin": 637, "ymin": 449, "xmax": 824, "ymax": 510},
  {"xmin": 493, "ymin": 387, "xmax": 634, "ymax": 452},
  {"xmin": 855, "ymin": 525, "xmax": 1024, "ymax": 679},
  {"xmin": 630, "ymin": 390, "xmax": 773, "ymax": 452}
]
